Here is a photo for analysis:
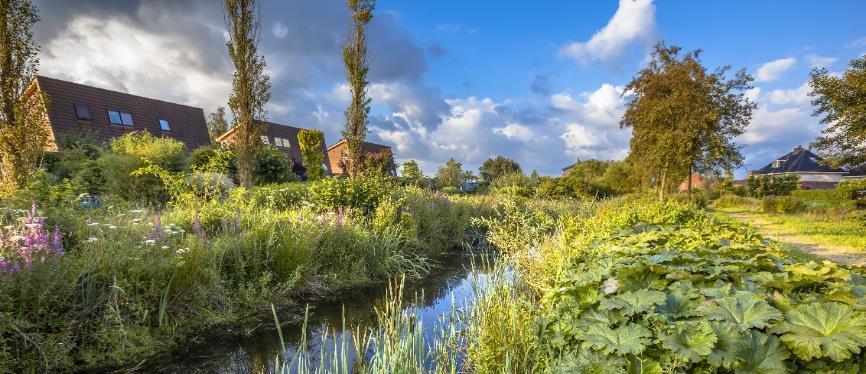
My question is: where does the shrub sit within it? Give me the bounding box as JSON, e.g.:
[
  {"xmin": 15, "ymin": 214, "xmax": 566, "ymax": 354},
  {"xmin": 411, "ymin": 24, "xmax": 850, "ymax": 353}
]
[
  {"xmin": 110, "ymin": 132, "xmax": 186, "ymax": 172},
  {"xmin": 440, "ymin": 186, "xmax": 466, "ymax": 195},
  {"xmin": 254, "ymin": 145, "xmax": 298, "ymax": 185},
  {"xmin": 745, "ymin": 174, "xmax": 800, "ymax": 197},
  {"xmin": 761, "ymin": 195, "xmax": 806, "ymax": 214},
  {"xmin": 244, "ymin": 182, "xmax": 308, "ymax": 210},
  {"xmin": 188, "ymin": 145, "xmax": 237, "ymax": 175},
  {"xmin": 97, "ymin": 132, "xmax": 188, "ymax": 205},
  {"xmin": 185, "ymin": 172, "xmax": 235, "ymax": 199},
  {"xmin": 837, "ymin": 178, "xmax": 866, "ymax": 199},
  {"xmin": 307, "ymin": 175, "xmax": 392, "ymax": 215},
  {"xmin": 713, "ymin": 193, "xmax": 757, "ymax": 209}
]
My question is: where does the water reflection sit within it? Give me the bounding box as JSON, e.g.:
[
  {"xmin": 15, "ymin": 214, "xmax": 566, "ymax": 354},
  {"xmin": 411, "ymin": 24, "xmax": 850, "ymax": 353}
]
[{"xmin": 150, "ymin": 252, "xmax": 491, "ymax": 373}]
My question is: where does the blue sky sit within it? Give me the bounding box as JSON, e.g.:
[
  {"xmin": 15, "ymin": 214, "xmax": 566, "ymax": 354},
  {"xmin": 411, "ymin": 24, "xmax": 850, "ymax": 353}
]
[{"xmin": 33, "ymin": 0, "xmax": 866, "ymax": 176}]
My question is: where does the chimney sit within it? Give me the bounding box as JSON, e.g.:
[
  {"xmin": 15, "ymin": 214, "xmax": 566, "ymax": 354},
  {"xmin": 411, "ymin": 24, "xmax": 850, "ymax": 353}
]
[{"xmin": 794, "ymin": 145, "xmax": 804, "ymax": 153}]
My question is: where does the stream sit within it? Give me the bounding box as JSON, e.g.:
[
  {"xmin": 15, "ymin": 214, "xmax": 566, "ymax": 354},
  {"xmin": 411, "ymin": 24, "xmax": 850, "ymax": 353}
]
[{"xmin": 146, "ymin": 252, "xmax": 491, "ymax": 373}]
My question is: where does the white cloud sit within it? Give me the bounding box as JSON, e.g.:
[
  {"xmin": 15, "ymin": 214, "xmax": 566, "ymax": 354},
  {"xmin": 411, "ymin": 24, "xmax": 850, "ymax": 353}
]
[
  {"xmin": 755, "ymin": 57, "xmax": 796, "ymax": 82},
  {"xmin": 847, "ymin": 36, "xmax": 866, "ymax": 48},
  {"xmin": 806, "ymin": 54, "xmax": 837, "ymax": 69},
  {"xmin": 559, "ymin": 0, "xmax": 657, "ymax": 65},
  {"xmin": 493, "ymin": 123, "xmax": 541, "ymax": 142},
  {"xmin": 272, "ymin": 21, "xmax": 289, "ymax": 39},
  {"xmin": 560, "ymin": 123, "xmax": 599, "ymax": 152},
  {"xmin": 767, "ymin": 82, "xmax": 811, "ymax": 106}
]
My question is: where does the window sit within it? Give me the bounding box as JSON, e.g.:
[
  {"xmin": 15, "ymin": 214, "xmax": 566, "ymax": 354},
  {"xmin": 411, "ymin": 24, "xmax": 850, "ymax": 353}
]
[
  {"xmin": 73, "ymin": 104, "xmax": 91, "ymax": 120},
  {"xmin": 159, "ymin": 119, "xmax": 171, "ymax": 131},
  {"xmin": 108, "ymin": 110, "xmax": 133, "ymax": 126},
  {"xmin": 260, "ymin": 135, "xmax": 270, "ymax": 145},
  {"xmin": 274, "ymin": 137, "xmax": 284, "ymax": 147},
  {"xmin": 283, "ymin": 138, "xmax": 291, "ymax": 148},
  {"xmin": 772, "ymin": 160, "xmax": 784, "ymax": 168},
  {"xmin": 341, "ymin": 149, "xmax": 349, "ymax": 158}
]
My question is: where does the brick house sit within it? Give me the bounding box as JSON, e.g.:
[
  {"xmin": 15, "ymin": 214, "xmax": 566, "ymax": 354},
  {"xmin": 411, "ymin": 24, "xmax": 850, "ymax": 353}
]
[
  {"xmin": 31, "ymin": 76, "xmax": 211, "ymax": 151},
  {"xmin": 215, "ymin": 121, "xmax": 332, "ymax": 177},
  {"xmin": 677, "ymin": 173, "xmax": 717, "ymax": 192},
  {"xmin": 750, "ymin": 146, "xmax": 849, "ymax": 189},
  {"xmin": 326, "ymin": 139, "xmax": 396, "ymax": 176}
]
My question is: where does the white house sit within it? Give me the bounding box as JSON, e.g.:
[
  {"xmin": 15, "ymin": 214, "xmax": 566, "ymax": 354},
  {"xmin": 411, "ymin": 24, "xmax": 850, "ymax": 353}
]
[{"xmin": 750, "ymin": 146, "xmax": 848, "ymax": 189}]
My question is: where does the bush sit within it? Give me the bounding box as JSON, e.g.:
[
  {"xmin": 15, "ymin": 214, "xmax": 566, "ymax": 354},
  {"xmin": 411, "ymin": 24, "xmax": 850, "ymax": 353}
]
[
  {"xmin": 96, "ymin": 132, "xmax": 188, "ymax": 205},
  {"xmin": 185, "ymin": 172, "xmax": 236, "ymax": 200},
  {"xmin": 254, "ymin": 145, "xmax": 298, "ymax": 185},
  {"xmin": 837, "ymin": 178, "xmax": 866, "ymax": 199},
  {"xmin": 189, "ymin": 145, "xmax": 237, "ymax": 175},
  {"xmin": 745, "ymin": 174, "xmax": 799, "ymax": 197},
  {"xmin": 307, "ymin": 175, "xmax": 392, "ymax": 215},
  {"xmin": 760, "ymin": 195, "xmax": 806, "ymax": 214},
  {"xmin": 713, "ymin": 193, "xmax": 757, "ymax": 209},
  {"xmin": 244, "ymin": 182, "xmax": 308, "ymax": 210},
  {"xmin": 440, "ymin": 186, "xmax": 466, "ymax": 195}
]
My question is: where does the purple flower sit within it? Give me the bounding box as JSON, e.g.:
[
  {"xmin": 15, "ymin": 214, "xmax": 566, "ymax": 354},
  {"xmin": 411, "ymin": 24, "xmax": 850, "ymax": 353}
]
[
  {"xmin": 53, "ymin": 227, "xmax": 64, "ymax": 256},
  {"xmin": 152, "ymin": 216, "xmax": 163, "ymax": 242},
  {"xmin": 193, "ymin": 214, "xmax": 207, "ymax": 244}
]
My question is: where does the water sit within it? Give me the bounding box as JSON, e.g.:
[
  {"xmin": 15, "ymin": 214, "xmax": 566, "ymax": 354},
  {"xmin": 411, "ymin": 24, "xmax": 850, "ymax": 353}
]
[{"xmin": 148, "ymin": 252, "xmax": 491, "ymax": 373}]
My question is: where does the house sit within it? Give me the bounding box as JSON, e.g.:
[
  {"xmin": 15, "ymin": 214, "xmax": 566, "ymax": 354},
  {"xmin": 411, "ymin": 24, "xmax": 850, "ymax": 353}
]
[
  {"xmin": 750, "ymin": 146, "xmax": 848, "ymax": 190},
  {"xmin": 677, "ymin": 173, "xmax": 716, "ymax": 192},
  {"xmin": 215, "ymin": 121, "xmax": 332, "ymax": 177},
  {"xmin": 326, "ymin": 139, "xmax": 396, "ymax": 176},
  {"xmin": 561, "ymin": 163, "xmax": 576, "ymax": 176},
  {"xmin": 31, "ymin": 76, "xmax": 210, "ymax": 151}
]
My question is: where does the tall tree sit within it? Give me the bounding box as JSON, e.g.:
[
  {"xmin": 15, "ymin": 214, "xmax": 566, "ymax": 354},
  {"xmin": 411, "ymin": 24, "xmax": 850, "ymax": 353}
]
[
  {"xmin": 479, "ymin": 156, "xmax": 522, "ymax": 184},
  {"xmin": 436, "ymin": 158, "xmax": 466, "ymax": 188},
  {"xmin": 224, "ymin": 0, "xmax": 270, "ymax": 188},
  {"xmin": 341, "ymin": 0, "xmax": 374, "ymax": 177},
  {"xmin": 297, "ymin": 128, "xmax": 326, "ymax": 181},
  {"xmin": 0, "ymin": 0, "xmax": 48, "ymax": 192},
  {"xmin": 621, "ymin": 43, "xmax": 753, "ymax": 200},
  {"xmin": 401, "ymin": 160, "xmax": 424, "ymax": 186},
  {"xmin": 207, "ymin": 106, "xmax": 229, "ymax": 142},
  {"xmin": 809, "ymin": 56, "xmax": 866, "ymax": 169}
]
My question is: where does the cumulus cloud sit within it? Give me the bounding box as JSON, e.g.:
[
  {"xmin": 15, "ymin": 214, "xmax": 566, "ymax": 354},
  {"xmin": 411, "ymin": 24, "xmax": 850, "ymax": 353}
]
[
  {"xmin": 767, "ymin": 82, "xmax": 811, "ymax": 106},
  {"xmin": 559, "ymin": 0, "xmax": 657, "ymax": 66},
  {"xmin": 493, "ymin": 123, "xmax": 542, "ymax": 142},
  {"xmin": 272, "ymin": 22, "xmax": 289, "ymax": 39},
  {"xmin": 755, "ymin": 57, "xmax": 797, "ymax": 82}
]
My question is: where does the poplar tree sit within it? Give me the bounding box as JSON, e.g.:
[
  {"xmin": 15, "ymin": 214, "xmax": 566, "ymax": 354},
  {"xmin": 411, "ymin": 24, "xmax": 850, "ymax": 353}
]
[
  {"xmin": 809, "ymin": 56, "xmax": 866, "ymax": 169},
  {"xmin": 224, "ymin": 0, "xmax": 270, "ymax": 188},
  {"xmin": 0, "ymin": 0, "xmax": 48, "ymax": 193},
  {"xmin": 207, "ymin": 106, "xmax": 229, "ymax": 142},
  {"xmin": 297, "ymin": 128, "xmax": 326, "ymax": 181},
  {"xmin": 621, "ymin": 43, "xmax": 753, "ymax": 200},
  {"xmin": 341, "ymin": 0, "xmax": 374, "ymax": 177}
]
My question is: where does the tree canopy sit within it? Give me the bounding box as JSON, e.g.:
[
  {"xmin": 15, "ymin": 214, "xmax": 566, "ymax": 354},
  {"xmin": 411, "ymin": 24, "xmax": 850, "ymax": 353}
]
[
  {"xmin": 621, "ymin": 42, "xmax": 754, "ymax": 199},
  {"xmin": 809, "ymin": 56, "xmax": 866, "ymax": 169},
  {"xmin": 479, "ymin": 156, "xmax": 522, "ymax": 184}
]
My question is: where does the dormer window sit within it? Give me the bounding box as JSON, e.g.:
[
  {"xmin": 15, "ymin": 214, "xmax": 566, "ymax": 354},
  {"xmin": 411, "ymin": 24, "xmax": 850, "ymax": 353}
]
[
  {"xmin": 159, "ymin": 119, "xmax": 170, "ymax": 131},
  {"xmin": 772, "ymin": 160, "xmax": 784, "ymax": 168},
  {"xmin": 73, "ymin": 103, "xmax": 91, "ymax": 120}
]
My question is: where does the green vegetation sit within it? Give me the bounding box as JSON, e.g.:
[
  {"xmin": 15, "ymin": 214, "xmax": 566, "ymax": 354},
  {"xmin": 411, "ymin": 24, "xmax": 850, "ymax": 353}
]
[{"xmin": 809, "ymin": 56, "xmax": 866, "ymax": 169}]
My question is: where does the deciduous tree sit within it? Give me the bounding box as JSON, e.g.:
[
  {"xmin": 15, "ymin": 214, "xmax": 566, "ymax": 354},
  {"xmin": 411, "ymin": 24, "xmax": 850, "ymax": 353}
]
[
  {"xmin": 621, "ymin": 43, "xmax": 753, "ymax": 200},
  {"xmin": 0, "ymin": 0, "xmax": 48, "ymax": 193},
  {"xmin": 400, "ymin": 159, "xmax": 423, "ymax": 186},
  {"xmin": 224, "ymin": 0, "xmax": 270, "ymax": 188},
  {"xmin": 436, "ymin": 158, "xmax": 467, "ymax": 188},
  {"xmin": 297, "ymin": 128, "xmax": 326, "ymax": 181},
  {"xmin": 341, "ymin": 0, "xmax": 374, "ymax": 177},
  {"xmin": 479, "ymin": 156, "xmax": 521, "ymax": 184},
  {"xmin": 207, "ymin": 106, "xmax": 229, "ymax": 142},
  {"xmin": 809, "ymin": 56, "xmax": 866, "ymax": 169}
]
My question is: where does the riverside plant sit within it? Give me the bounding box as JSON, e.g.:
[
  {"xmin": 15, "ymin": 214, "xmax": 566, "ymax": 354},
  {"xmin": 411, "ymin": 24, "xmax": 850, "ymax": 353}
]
[{"xmin": 0, "ymin": 203, "xmax": 64, "ymax": 276}]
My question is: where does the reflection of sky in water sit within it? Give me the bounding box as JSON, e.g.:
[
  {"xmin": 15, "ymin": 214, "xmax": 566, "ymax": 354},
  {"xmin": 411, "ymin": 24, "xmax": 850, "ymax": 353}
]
[{"xmin": 147, "ymin": 253, "xmax": 493, "ymax": 373}]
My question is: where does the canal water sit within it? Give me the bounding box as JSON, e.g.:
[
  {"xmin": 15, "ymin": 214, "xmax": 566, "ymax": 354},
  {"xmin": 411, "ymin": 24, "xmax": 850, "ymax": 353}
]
[{"xmin": 149, "ymin": 252, "xmax": 492, "ymax": 373}]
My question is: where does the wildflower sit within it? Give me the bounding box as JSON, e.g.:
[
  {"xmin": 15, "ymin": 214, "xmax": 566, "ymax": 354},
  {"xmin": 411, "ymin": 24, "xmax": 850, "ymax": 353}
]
[
  {"xmin": 152, "ymin": 216, "xmax": 163, "ymax": 242},
  {"xmin": 130, "ymin": 209, "xmax": 145, "ymax": 214},
  {"xmin": 602, "ymin": 278, "xmax": 619, "ymax": 295},
  {"xmin": 145, "ymin": 239, "xmax": 156, "ymax": 245},
  {"xmin": 108, "ymin": 225, "xmax": 117, "ymax": 230},
  {"xmin": 53, "ymin": 227, "xmax": 64, "ymax": 256},
  {"xmin": 193, "ymin": 214, "xmax": 207, "ymax": 244},
  {"xmin": 131, "ymin": 218, "xmax": 142, "ymax": 223},
  {"xmin": 87, "ymin": 222, "xmax": 99, "ymax": 227},
  {"xmin": 86, "ymin": 237, "xmax": 98, "ymax": 243},
  {"xmin": 161, "ymin": 245, "xmax": 169, "ymax": 250}
]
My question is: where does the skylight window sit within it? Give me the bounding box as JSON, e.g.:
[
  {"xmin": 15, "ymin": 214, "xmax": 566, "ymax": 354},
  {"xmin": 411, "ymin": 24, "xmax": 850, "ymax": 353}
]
[
  {"xmin": 274, "ymin": 137, "xmax": 284, "ymax": 147},
  {"xmin": 108, "ymin": 110, "xmax": 133, "ymax": 126},
  {"xmin": 159, "ymin": 119, "xmax": 170, "ymax": 131},
  {"xmin": 73, "ymin": 104, "xmax": 91, "ymax": 120},
  {"xmin": 772, "ymin": 160, "xmax": 784, "ymax": 168}
]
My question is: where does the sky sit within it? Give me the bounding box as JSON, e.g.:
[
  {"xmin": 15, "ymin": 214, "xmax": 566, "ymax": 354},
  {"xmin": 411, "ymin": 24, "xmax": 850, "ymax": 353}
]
[{"xmin": 32, "ymin": 0, "xmax": 866, "ymax": 176}]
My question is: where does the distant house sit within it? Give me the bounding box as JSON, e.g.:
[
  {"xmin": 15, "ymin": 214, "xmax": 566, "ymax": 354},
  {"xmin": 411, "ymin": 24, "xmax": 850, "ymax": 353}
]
[
  {"xmin": 326, "ymin": 139, "xmax": 396, "ymax": 176},
  {"xmin": 677, "ymin": 173, "xmax": 716, "ymax": 192},
  {"xmin": 215, "ymin": 121, "xmax": 332, "ymax": 177},
  {"xmin": 750, "ymin": 146, "xmax": 848, "ymax": 190},
  {"xmin": 561, "ymin": 163, "xmax": 576, "ymax": 176},
  {"xmin": 31, "ymin": 76, "xmax": 211, "ymax": 151}
]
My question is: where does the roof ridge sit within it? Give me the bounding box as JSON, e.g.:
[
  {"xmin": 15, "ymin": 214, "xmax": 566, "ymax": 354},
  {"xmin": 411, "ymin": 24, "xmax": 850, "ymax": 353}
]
[{"xmin": 36, "ymin": 75, "xmax": 204, "ymax": 112}]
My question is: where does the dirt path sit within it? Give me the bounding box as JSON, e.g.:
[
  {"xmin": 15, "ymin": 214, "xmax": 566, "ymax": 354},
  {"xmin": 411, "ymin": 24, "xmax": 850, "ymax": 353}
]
[{"xmin": 726, "ymin": 212, "xmax": 866, "ymax": 267}]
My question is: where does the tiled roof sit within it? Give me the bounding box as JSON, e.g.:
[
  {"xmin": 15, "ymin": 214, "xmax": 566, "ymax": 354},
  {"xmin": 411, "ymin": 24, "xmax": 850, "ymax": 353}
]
[
  {"xmin": 216, "ymin": 121, "xmax": 332, "ymax": 175},
  {"xmin": 35, "ymin": 76, "xmax": 211, "ymax": 151},
  {"xmin": 753, "ymin": 147, "xmax": 846, "ymax": 175},
  {"xmin": 326, "ymin": 139, "xmax": 394, "ymax": 175}
]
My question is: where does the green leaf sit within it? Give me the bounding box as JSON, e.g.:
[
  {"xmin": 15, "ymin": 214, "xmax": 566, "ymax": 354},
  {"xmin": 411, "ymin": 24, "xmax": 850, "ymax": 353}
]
[
  {"xmin": 599, "ymin": 289, "xmax": 666, "ymax": 316},
  {"xmin": 581, "ymin": 323, "xmax": 653, "ymax": 355},
  {"xmin": 772, "ymin": 302, "xmax": 866, "ymax": 362},
  {"xmin": 659, "ymin": 321, "xmax": 717, "ymax": 363},
  {"xmin": 657, "ymin": 291, "xmax": 702, "ymax": 319},
  {"xmin": 700, "ymin": 294, "xmax": 783, "ymax": 330},
  {"xmin": 548, "ymin": 351, "xmax": 626, "ymax": 374},
  {"xmin": 625, "ymin": 354, "xmax": 662, "ymax": 374},
  {"xmin": 707, "ymin": 322, "xmax": 741, "ymax": 369},
  {"xmin": 734, "ymin": 331, "xmax": 789, "ymax": 374}
]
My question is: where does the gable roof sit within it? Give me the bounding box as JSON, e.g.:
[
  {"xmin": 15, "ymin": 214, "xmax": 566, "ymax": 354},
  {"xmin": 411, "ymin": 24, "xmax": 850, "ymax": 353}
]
[
  {"xmin": 325, "ymin": 139, "xmax": 392, "ymax": 154},
  {"xmin": 753, "ymin": 146, "xmax": 847, "ymax": 175},
  {"xmin": 34, "ymin": 76, "xmax": 210, "ymax": 151},
  {"xmin": 215, "ymin": 121, "xmax": 332, "ymax": 174}
]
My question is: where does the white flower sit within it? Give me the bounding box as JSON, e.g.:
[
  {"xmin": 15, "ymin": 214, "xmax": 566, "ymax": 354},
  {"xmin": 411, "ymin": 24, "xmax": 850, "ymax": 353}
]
[
  {"xmin": 108, "ymin": 225, "xmax": 118, "ymax": 230},
  {"xmin": 24, "ymin": 223, "xmax": 42, "ymax": 229},
  {"xmin": 177, "ymin": 248, "xmax": 189, "ymax": 254},
  {"xmin": 130, "ymin": 209, "xmax": 145, "ymax": 214},
  {"xmin": 602, "ymin": 278, "xmax": 619, "ymax": 295},
  {"xmin": 9, "ymin": 235, "xmax": 24, "ymax": 241},
  {"xmin": 86, "ymin": 237, "xmax": 98, "ymax": 243},
  {"xmin": 161, "ymin": 246, "xmax": 169, "ymax": 250},
  {"xmin": 145, "ymin": 239, "xmax": 156, "ymax": 245},
  {"xmin": 87, "ymin": 222, "xmax": 100, "ymax": 227},
  {"xmin": 131, "ymin": 219, "xmax": 142, "ymax": 223}
]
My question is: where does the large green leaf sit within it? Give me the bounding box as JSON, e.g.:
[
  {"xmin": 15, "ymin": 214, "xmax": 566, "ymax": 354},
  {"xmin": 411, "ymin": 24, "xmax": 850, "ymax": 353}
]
[
  {"xmin": 700, "ymin": 293, "xmax": 783, "ymax": 330},
  {"xmin": 546, "ymin": 351, "xmax": 626, "ymax": 374},
  {"xmin": 733, "ymin": 331, "xmax": 789, "ymax": 374},
  {"xmin": 580, "ymin": 323, "xmax": 653, "ymax": 355},
  {"xmin": 656, "ymin": 291, "xmax": 702, "ymax": 319},
  {"xmin": 599, "ymin": 289, "xmax": 666, "ymax": 316},
  {"xmin": 707, "ymin": 322, "xmax": 741, "ymax": 369},
  {"xmin": 659, "ymin": 321, "xmax": 717, "ymax": 363},
  {"xmin": 625, "ymin": 354, "xmax": 662, "ymax": 374},
  {"xmin": 771, "ymin": 302, "xmax": 866, "ymax": 362}
]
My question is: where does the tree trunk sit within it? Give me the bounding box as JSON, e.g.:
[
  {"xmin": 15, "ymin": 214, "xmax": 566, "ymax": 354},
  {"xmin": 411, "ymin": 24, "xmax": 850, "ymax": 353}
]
[
  {"xmin": 659, "ymin": 160, "xmax": 669, "ymax": 202},
  {"xmin": 687, "ymin": 162, "xmax": 693, "ymax": 203}
]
